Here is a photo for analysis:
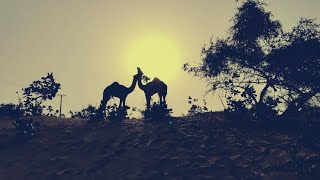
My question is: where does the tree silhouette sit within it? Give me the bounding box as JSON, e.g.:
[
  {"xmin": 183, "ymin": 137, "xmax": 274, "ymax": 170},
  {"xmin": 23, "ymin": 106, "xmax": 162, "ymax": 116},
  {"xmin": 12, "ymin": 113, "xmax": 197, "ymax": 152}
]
[
  {"xmin": 184, "ymin": 0, "xmax": 320, "ymax": 117},
  {"xmin": 267, "ymin": 19, "xmax": 320, "ymax": 115},
  {"xmin": 21, "ymin": 73, "xmax": 61, "ymax": 116}
]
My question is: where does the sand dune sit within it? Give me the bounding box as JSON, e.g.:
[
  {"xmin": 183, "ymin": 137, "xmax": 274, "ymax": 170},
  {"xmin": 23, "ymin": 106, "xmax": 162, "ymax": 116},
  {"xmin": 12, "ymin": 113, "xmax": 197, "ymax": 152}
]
[{"xmin": 0, "ymin": 113, "xmax": 319, "ymax": 179}]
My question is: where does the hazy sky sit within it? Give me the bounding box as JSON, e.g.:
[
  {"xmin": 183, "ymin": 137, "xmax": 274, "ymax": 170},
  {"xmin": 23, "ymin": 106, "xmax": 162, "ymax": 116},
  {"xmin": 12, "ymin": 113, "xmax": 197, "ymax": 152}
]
[{"xmin": 0, "ymin": 0, "xmax": 319, "ymax": 116}]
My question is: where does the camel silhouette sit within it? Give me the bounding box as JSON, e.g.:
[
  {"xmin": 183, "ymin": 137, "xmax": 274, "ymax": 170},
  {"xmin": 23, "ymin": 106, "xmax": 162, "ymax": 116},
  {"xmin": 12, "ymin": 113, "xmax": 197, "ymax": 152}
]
[
  {"xmin": 137, "ymin": 67, "xmax": 167, "ymax": 109},
  {"xmin": 98, "ymin": 73, "xmax": 139, "ymax": 115}
]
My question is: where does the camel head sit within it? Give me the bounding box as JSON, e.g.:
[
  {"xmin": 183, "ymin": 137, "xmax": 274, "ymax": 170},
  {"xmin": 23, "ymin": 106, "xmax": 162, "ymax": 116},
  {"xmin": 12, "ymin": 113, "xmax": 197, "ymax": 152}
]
[
  {"xmin": 137, "ymin": 67, "xmax": 143, "ymax": 78},
  {"xmin": 133, "ymin": 73, "xmax": 140, "ymax": 80}
]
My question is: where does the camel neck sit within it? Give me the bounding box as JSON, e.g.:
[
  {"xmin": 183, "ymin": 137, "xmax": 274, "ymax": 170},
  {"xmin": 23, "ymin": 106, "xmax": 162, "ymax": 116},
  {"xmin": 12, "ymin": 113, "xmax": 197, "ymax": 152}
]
[{"xmin": 127, "ymin": 78, "xmax": 138, "ymax": 94}]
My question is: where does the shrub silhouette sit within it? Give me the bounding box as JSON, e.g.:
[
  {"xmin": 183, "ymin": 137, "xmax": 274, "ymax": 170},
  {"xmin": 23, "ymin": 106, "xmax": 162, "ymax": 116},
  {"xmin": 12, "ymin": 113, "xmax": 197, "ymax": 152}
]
[
  {"xmin": 105, "ymin": 104, "xmax": 133, "ymax": 122},
  {"xmin": 0, "ymin": 103, "xmax": 25, "ymax": 118},
  {"xmin": 19, "ymin": 73, "xmax": 61, "ymax": 116},
  {"xmin": 141, "ymin": 102, "xmax": 172, "ymax": 120},
  {"xmin": 70, "ymin": 105, "xmax": 99, "ymax": 119},
  {"xmin": 71, "ymin": 103, "xmax": 135, "ymax": 122}
]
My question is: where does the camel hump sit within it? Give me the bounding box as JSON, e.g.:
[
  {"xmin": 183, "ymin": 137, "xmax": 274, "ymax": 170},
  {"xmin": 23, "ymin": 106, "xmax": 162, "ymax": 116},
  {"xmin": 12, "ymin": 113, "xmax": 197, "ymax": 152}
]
[
  {"xmin": 110, "ymin": 82, "xmax": 120, "ymax": 87},
  {"xmin": 105, "ymin": 82, "xmax": 120, "ymax": 92},
  {"xmin": 153, "ymin": 77, "xmax": 161, "ymax": 82},
  {"xmin": 153, "ymin": 78, "xmax": 166, "ymax": 86}
]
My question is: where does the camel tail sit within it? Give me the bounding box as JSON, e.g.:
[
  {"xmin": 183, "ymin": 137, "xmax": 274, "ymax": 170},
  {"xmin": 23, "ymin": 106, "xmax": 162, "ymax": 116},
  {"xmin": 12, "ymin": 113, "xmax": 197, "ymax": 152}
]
[{"xmin": 164, "ymin": 83, "xmax": 168, "ymax": 96}]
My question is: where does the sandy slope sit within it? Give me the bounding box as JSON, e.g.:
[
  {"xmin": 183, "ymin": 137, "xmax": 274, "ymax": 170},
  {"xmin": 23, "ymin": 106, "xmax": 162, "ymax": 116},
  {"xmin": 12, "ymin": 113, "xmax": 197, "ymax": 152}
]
[{"xmin": 0, "ymin": 114, "xmax": 319, "ymax": 180}]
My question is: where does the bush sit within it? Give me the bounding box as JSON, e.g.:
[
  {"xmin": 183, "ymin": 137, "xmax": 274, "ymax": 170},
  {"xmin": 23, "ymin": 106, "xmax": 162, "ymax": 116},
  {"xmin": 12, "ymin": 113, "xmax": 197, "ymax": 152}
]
[
  {"xmin": 105, "ymin": 104, "xmax": 130, "ymax": 122},
  {"xmin": 142, "ymin": 102, "xmax": 172, "ymax": 120},
  {"xmin": 12, "ymin": 117, "xmax": 40, "ymax": 141},
  {"xmin": 70, "ymin": 105, "xmax": 99, "ymax": 119},
  {"xmin": 70, "ymin": 104, "xmax": 136, "ymax": 122},
  {"xmin": 0, "ymin": 103, "xmax": 25, "ymax": 118}
]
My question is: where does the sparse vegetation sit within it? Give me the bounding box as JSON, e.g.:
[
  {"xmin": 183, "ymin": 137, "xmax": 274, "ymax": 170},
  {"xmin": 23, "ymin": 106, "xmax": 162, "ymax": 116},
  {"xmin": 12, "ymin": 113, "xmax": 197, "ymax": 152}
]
[
  {"xmin": 186, "ymin": 96, "xmax": 209, "ymax": 116},
  {"xmin": 12, "ymin": 117, "xmax": 40, "ymax": 141}
]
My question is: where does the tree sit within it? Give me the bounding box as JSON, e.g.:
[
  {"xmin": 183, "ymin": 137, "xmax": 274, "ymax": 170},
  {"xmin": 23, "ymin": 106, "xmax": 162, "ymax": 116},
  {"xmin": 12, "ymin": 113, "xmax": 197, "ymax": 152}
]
[
  {"xmin": 21, "ymin": 73, "xmax": 61, "ymax": 116},
  {"xmin": 267, "ymin": 19, "xmax": 320, "ymax": 114},
  {"xmin": 184, "ymin": 0, "xmax": 320, "ymax": 117}
]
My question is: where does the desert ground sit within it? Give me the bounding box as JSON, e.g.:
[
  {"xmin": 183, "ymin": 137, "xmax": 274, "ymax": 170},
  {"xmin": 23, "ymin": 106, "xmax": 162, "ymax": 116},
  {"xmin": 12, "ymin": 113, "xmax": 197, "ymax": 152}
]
[{"xmin": 0, "ymin": 113, "xmax": 319, "ymax": 180}]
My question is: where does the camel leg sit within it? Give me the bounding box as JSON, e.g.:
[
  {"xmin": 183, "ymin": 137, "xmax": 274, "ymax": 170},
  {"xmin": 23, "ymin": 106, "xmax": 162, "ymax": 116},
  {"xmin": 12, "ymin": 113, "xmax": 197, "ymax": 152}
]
[
  {"xmin": 146, "ymin": 96, "xmax": 151, "ymax": 110},
  {"xmin": 98, "ymin": 101, "xmax": 105, "ymax": 115},
  {"xmin": 99, "ymin": 95, "xmax": 110, "ymax": 116},
  {"xmin": 119, "ymin": 99, "xmax": 122, "ymax": 109},
  {"xmin": 123, "ymin": 98, "xmax": 126, "ymax": 109},
  {"xmin": 159, "ymin": 94, "xmax": 163, "ymax": 106}
]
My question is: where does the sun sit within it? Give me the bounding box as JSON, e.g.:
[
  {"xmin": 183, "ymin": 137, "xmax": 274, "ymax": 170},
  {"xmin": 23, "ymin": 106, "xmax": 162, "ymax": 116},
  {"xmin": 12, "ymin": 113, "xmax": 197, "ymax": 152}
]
[{"xmin": 125, "ymin": 35, "xmax": 181, "ymax": 82}]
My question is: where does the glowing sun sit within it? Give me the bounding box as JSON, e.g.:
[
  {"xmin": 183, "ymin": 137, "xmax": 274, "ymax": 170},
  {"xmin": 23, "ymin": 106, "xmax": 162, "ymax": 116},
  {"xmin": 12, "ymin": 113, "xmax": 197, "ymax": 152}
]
[{"xmin": 126, "ymin": 35, "xmax": 181, "ymax": 82}]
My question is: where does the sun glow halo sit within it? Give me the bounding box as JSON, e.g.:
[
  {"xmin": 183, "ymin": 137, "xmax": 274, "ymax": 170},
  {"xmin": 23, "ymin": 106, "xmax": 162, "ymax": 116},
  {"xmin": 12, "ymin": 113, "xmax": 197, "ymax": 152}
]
[{"xmin": 126, "ymin": 35, "xmax": 181, "ymax": 82}]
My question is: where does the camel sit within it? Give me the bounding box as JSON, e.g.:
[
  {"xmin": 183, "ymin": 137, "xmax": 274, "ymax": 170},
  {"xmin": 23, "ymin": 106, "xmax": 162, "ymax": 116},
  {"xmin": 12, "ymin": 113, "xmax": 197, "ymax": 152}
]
[
  {"xmin": 136, "ymin": 67, "xmax": 167, "ymax": 109},
  {"xmin": 98, "ymin": 73, "xmax": 139, "ymax": 115}
]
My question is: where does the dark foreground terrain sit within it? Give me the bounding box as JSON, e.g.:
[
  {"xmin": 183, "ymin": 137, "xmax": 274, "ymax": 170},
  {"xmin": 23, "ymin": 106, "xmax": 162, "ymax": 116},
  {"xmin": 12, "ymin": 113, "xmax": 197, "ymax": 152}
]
[{"xmin": 0, "ymin": 113, "xmax": 319, "ymax": 180}]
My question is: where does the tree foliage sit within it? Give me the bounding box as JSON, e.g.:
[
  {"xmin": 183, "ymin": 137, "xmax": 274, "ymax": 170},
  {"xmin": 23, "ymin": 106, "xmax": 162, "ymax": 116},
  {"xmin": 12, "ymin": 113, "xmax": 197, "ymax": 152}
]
[
  {"xmin": 21, "ymin": 73, "xmax": 61, "ymax": 116},
  {"xmin": 184, "ymin": 0, "xmax": 320, "ymax": 117}
]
